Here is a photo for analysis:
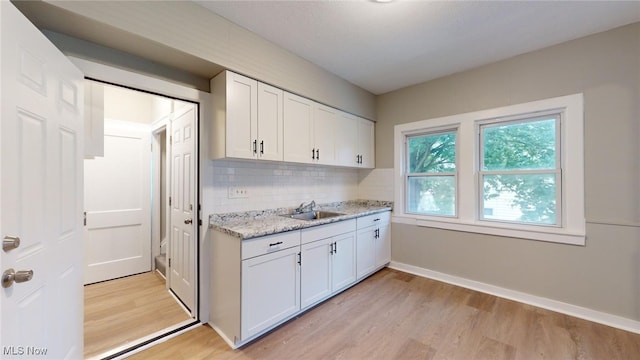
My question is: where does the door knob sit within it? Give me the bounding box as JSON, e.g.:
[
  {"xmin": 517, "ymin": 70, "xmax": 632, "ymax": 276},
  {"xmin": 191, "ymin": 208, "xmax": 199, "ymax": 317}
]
[
  {"xmin": 2, "ymin": 268, "xmax": 34, "ymax": 288},
  {"xmin": 3, "ymin": 236, "xmax": 20, "ymax": 252},
  {"xmin": 184, "ymin": 219, "xmax": 193, "ymax": 224}
]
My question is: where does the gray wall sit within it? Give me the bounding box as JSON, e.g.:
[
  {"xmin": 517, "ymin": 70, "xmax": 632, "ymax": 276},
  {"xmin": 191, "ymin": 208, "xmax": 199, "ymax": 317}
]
[
  {"xmin": 42, "ymin": 0, "xmax": 376, "ymax": 120},
  {"xmin": 376, "ymin": 23, "xmax": 640, "ymax": 321}
]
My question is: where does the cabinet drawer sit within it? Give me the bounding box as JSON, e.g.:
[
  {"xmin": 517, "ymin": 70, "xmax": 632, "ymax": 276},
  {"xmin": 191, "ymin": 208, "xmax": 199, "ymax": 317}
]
[
  {"xmin": 301, "ymin": 219, "xmax": 356, "ymax": 244},
  {"xmin": 356, "ymin": 211, "xmax": 390, "ymax": 229},
  {"xmin": 242, "ymin": 231, "xmax": 301, "ymax": 260}
]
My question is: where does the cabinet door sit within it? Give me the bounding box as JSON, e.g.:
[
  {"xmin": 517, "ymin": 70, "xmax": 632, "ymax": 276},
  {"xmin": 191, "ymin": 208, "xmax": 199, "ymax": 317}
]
[
  {"xmin": 283, "ymin": 92, "xmax": 313, "ymax": 164},
  {"xmin": 331, "ymin": 232, "xmax": 356, "ymax": 292},
  {"xmin": 375, "ymin": 223, "xmax": 391, "ymax": 267},
  {"xmin": 356, "ymin": 227, "xmax": 376, "ymax": 280},
  {"xmin": 358, "ymin": 118, "xmax": 375, "ymax": 168},
  {"xmin": 335, "ymin": 111, "xmax": 358, "ymax": 167},
  {"xmin": 227, "ymin": 72, "xmax": 258, "ymax": 159},
  {"xmin": 313, "ymin": 104, "xmax": 337, "ymax": 165},
  {"xmin": 257, "ymin": 82, "xmax": 283, "ymax": 161},
  {"xmin": 241, "ymin": 246, "xmax": 300, "ymax": 340},
  {"xmin": 300, "ymin": 238, "xmax": 332, "ymax": 309}
]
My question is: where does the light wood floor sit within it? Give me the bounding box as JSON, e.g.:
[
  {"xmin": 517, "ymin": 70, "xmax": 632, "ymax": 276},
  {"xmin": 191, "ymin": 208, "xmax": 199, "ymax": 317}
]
[
  {"xmin": 129, "ymin": 268, "xmax": 640, "ymax": 360},
  {"xmin": 84, "ymin": 271, "xmax": 192, "ymax": 358}
]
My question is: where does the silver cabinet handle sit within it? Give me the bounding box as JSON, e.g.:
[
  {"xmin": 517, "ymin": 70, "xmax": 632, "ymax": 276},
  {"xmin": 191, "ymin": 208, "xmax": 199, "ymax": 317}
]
[
  {"xmin": 184, "ymin": 219, "xmax": 193, "ymax": 224},
  {"xmin": 2, "ymin": 268, "xmax": 34, "ymax": 288},
  {"xmin": 3, "ymin": 236, "xmax": 20, "ymax": 252}
]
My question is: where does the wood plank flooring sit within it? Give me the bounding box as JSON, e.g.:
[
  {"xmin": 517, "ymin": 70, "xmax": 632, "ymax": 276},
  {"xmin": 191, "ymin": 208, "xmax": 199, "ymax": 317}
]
[
  {"xmin": 84, "ymin": 271, "xmax": 192, "ymax": 358},
  {"xmin": 129, "ymin": 268, "xmax": 640, "ymax": 360}
]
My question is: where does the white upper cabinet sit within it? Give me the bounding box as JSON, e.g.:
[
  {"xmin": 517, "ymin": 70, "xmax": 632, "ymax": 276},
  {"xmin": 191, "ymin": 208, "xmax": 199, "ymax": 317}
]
[
  {"xmin": 336, "ymin": 111, "xmax": 375, "ymax": 168},
  {"xmin": 335, "ymin": 112, "xmax": 358, "ymax": 167},
  {"xmin": 312, "ymin": 104, "xmax": 337, "ymax": 165},
  {"xmin": 257, "ymin": 82, "xmax": 284, "ymax": 161},
  {"xmin": 211, "ymin": 71, "xmax": 284, "ymax": 161},
  {"xmin": 357, "ymin": 117, "xmax": 375, "ymax": 168},
  {"xmin": 213, "ymin": 70, "xmax": 374, "ymax": 168},
  {"xmin": 283, "ymin": 92, "xmax": 314, "ymax": 163}
]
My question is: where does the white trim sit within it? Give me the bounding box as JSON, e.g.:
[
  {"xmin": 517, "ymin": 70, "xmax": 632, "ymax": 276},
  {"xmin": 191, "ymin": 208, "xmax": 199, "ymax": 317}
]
[
  {"xmin": 70, "ymin": 55, "xmax": 213, "ymax": 342},
  {"xmin": 394, "ymin": 93, "xmax": 585, "ymax": 245},
  {"xmin": 392, "ymin": 215, "xmax": 585, "ymax": 245},
  {"xmin": 209, "ymin": 323, "xmax": 238, "ymax": 349},
  {"xmin": 389, "ymin": 261, "xmax": 640, "ymax": 335}
]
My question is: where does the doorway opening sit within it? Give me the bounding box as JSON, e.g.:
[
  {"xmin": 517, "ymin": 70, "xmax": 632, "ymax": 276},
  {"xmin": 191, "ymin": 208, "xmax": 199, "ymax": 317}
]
[{"xmin": 82, "ymin": 80, "xmax": 200, "ymax": 359}]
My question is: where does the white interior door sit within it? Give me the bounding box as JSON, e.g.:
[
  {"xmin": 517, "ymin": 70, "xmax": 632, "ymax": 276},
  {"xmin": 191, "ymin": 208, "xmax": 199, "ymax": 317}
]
[
  {"xmin": 1, "ymin": 2, "xmax": 84, "ymax": 358},
  {"xmin": 169, "ymin": 103, "xmax": 197, "ymax": 312},
  {"xmin": 84, "ymin": 119, "xmax": 151, "ymax": 284}
]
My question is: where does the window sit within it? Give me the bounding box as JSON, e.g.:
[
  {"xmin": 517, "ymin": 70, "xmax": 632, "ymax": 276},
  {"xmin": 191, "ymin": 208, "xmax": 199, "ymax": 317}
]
[
  {"xmin": 406, "ymin": 130, "xmax": 457, "ymax": 216},
  {"xmin": 479, "ymin": 115, "xmax": 560, "ymax": 226},
  {"xmin": 394, "ymin": 94, "xmax": 585, "ymax": 245}
]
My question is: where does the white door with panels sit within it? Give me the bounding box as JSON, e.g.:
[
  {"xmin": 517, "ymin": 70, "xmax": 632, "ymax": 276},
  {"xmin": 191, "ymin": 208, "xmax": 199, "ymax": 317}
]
[
  {"xmin": 169, "ymin": 103, "xmax": 197, "ymax": 312},
  {"xmin": 84, "ymin": 119, "xmax": 152, "ymax": 284},
  {"xmin": 1, "ymin": 2, "xmax": 84, "ymax": 358}
]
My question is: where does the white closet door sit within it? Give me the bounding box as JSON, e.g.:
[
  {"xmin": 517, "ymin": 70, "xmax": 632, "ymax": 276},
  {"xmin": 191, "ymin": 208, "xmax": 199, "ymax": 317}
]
[{"xmin": 84, "ymin": 119, "xmax": 152, "ymax": 284}]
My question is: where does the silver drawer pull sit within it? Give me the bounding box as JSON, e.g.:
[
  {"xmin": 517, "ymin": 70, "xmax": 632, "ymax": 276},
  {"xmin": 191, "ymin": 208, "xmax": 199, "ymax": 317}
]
[
  {"xmin": 374, "ymin": 218, "xmax": 381, "ymax": 222},
  {"xmin": 269, "ymin": 241, "xmax": 283, "ymax": 247}
]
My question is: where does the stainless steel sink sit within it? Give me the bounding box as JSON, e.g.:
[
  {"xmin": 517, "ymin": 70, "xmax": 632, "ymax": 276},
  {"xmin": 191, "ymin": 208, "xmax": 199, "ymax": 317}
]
[{"xmin": 281, "ymin": 211, "xmax": 345, "ymax": 221}]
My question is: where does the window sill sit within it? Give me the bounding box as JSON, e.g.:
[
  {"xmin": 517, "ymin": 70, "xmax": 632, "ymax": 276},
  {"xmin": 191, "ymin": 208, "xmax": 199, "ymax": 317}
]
[{"xmin": 392, "ymin": 215, "xmax": 585, "ymax": 246}]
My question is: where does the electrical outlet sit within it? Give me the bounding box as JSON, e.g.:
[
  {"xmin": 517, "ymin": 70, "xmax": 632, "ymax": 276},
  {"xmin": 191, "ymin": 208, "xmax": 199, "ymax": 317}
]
[{"xmin": 228, "ymin": 186, "xmax": 249, "ymax": 199}]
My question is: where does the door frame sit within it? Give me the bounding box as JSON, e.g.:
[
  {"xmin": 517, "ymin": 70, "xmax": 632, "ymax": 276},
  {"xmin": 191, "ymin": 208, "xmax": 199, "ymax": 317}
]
[
  {"xmin": 151, "ymin": 121, "xmax": 168, "ymax": 271},
  {"xmin": 70, "ymin": 57, "xmax": 212, "ymax": 351}
]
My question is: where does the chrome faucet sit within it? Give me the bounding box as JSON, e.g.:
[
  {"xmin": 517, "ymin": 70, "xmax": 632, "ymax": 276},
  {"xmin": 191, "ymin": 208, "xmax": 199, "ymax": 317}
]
[{"xmin": 295, "ymin": 200, "xmax": 316, "ymax": 214}]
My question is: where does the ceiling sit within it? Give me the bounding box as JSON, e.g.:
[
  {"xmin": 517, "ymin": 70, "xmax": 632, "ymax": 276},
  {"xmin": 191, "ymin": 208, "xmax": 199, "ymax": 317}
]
[{"xmin": 196, "ymin": 0, "xmax": 640, "ymax": 95}]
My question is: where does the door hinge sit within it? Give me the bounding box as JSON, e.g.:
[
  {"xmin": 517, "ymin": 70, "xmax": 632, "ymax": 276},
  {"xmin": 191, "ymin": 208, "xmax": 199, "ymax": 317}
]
[
  {"xmin": 198, "ymin": 219, "xmax": 202, "ymax": 226},
  {"xmin": 83, "ymin": 211, "xmax": 87, "ymax": 226},
  {"xmin": 169, "ymin": 196, "xmax": 172, "ymax": 206}
]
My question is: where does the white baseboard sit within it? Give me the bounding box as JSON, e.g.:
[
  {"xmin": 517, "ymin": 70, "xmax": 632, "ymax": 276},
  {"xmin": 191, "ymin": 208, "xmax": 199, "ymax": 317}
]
[{"xmin": 389, "ymin": 261, "xmax": 640, "ymax": 335}]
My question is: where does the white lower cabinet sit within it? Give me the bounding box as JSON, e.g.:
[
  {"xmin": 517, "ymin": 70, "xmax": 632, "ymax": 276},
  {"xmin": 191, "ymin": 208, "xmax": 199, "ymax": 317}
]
[
  {"xmin": 300, "ymin": 238, "xmax": 332, "ymax": 308},
  {"xmin": 375, "ymin": 223, "xmax": 391, "ymax": 266},
  {"xmin": 241, "ymin": 246, "xmax": 300, "ymax": 340},
  {"xmin": 356, "ymin": 227, "xmax": 376, "ymax": 279},
  {"xmin": 331, "ymin": 232, "xmax": 357, "ymax": 291},
  {"xmin": 209, "ymin": 211, "xmax": 390, "ymax": 349},
  {"xmin": 356, "ymin": 211, "xmax": 391, "ymax": 280},
  {"xmin": 300, "ymin": 220, "xmax": 356, "ymax": 309}
]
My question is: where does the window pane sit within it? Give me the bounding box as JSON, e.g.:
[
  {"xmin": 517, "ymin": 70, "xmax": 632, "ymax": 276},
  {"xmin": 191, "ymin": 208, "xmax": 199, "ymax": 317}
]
[
  {"xmin": 482, "ymin": 173, "xmax": 557, "ymax": 225},
  {"xmin": 408, "ymin": 132, "xmax": 456, "ymax": 173},
  {"xmin": 482, "ymin": 118, "xmax": 556, "ymax": 171},
  {"xmin": 407, "ymin": 176, "xmax": 455, "ymax": 216}
]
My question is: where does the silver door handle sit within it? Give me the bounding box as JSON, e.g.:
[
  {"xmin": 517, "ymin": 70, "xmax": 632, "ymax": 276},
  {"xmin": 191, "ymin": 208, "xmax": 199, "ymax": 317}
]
[
  {"xmin": 184, "ymin": 219, "xmax": 193, "ymax": 224},
  {"xmin": 2, "ymin": 268, "xmax": 34, "ymax": 288},
  {"xmin": 3, "ymin": 236, "xmax": 20, "ymax": 252}
]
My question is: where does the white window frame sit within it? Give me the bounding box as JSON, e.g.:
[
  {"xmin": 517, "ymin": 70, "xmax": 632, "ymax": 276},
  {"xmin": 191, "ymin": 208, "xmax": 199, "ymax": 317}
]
[
  {"xmin": 394, "ymin": 93, "xmax": 585, "ymax": 245},
  {"xmin": 477, "ymin": 113, "xmax": 561, "ymax": 226},
  {"xmin": 405, "ymin": 128, "xmax": 458, "ymax": 217}
]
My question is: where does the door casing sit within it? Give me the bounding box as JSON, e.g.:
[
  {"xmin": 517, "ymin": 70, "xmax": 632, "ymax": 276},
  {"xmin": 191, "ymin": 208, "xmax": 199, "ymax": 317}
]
[{"xmin": 69, "ymin": 56, "xmax": 213, "ymax": 327}]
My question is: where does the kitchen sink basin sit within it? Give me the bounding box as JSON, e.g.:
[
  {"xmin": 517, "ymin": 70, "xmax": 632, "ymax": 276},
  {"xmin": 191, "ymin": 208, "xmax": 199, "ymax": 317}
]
[{"xmin": 281, "ymin": 211, "xmax": 345, "ymax": 221}]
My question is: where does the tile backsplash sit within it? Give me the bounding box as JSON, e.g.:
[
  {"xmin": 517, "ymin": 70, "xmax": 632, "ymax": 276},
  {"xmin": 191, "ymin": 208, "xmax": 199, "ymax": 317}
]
[
  {"xmin": 358, "ymin": 168, "xmax": 394, "ymax": 201},
  {"xmin": 210, "ymin": 160, "xmax": 359, "ymax": 213}
]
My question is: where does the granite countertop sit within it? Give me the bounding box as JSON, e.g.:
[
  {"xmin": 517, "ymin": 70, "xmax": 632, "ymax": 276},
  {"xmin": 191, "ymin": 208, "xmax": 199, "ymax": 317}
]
[{"xmin": 209, "ymin": 200, "xmax": 393, "ymax": 240}]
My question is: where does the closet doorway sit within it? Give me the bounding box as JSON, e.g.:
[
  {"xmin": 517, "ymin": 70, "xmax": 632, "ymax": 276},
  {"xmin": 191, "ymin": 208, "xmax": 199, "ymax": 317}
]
[{"xmin": 83, "ymin": 81, "xmax": 198, "ymax": 358}]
